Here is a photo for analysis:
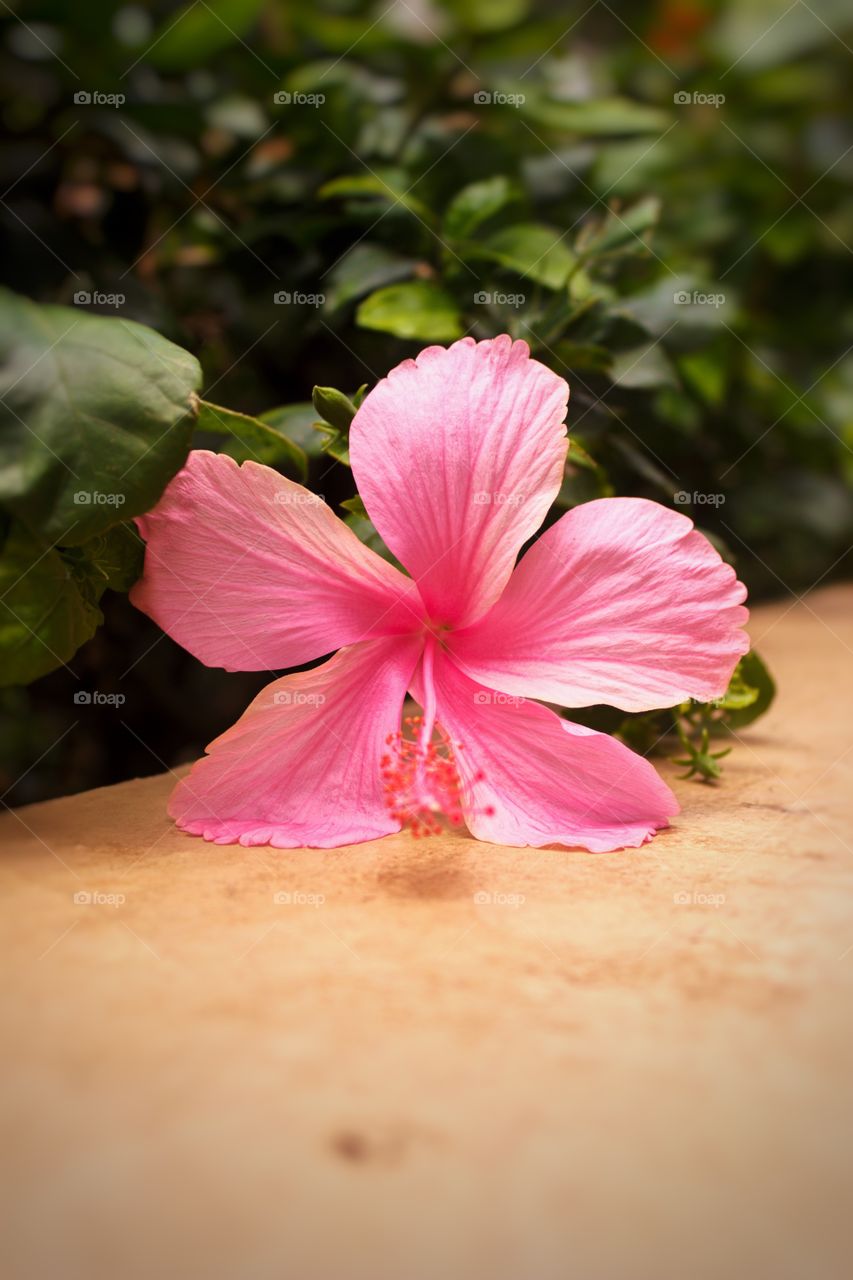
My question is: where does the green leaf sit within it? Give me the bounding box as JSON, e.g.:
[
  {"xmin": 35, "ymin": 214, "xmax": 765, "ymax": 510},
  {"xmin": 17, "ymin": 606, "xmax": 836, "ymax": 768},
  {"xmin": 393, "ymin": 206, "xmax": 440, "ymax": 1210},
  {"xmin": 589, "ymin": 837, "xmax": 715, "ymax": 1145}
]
[
  {"xmin": 283, "ymin": 59, "xmax": 402, "ymax": 105},
  {"xmin": 316, "ymin": 426, "xmax": 350, "ymax": 466},
  {"xmin": 679, "ymin": 349, "xmax": 728, "ymax": 407},
  {"xmin": 323, "ymin": 244, "xmax": 416, "ymax": 314},
  {"xmin": 556, "ymin": 434, "xmax": 615, "ymax": 507},
  {"xmin": 290, "ymin": 9, "xmax": 396, "ymax": 55},
  {"xmin": 566, "ymin": 438, "xmax": 606, "ymax": 475},
  {"xmin": 319, "ymin": 172, "xmax": 433, "ymax": 224},
  {"xmin": 0, "ymin": 290, "xmax": 201, "ymax": 547},
  {"xmin": 149, "ymin": 0, "xmax": 266, "ymax": 71},
  {"xmin": 619, "ymin": 276, "xmax": 733, "ymax": 336},
  {"xmin": 713, "ymin": 0, "xmax": 850, "ymax": 70},
  {"xmin": 718, "ymin": 680, "xmax": 759, "ymax": 713},
  {"xmin": 473, "ymin": 223, "xmax": 575, "ymax": 289},
  {"xmin": 258, "ymin": 403, "xmax": 324, "ymax": 457},
  {"xmin": 521, "ymin": 96, "xmax": 671, "ymax": 136},
  {"xmin": 339, "ymin": 494, "xmax": 368, "ymax": 518},
  {"xmin": 590, "ymin": 136, "xmax": 677, "ymax": 198},
  {"xmin": 0, "ymin": 523, "xmax": 102, "ymax": 686},
  {"xmin": 723, "ymin": 651, "xmax": 776, "ymax": 729},
  {"xmin": 441, "ymin": 0, "xmax": 529, "ymax": 32},
  {"xmin": 610, "ymin": 341, "xmax": 677, "ymax": 390},
  {"xmin": 443, "ymin": 176, "xmax": 518, "ymax": 241},
  {"xmin": 356, "ymin": 282, "xmax": 463, "ymax": 341},
  {"xmin": 576, "ymin": 196, "xmax": 661, "ymax": 257},
  {"xmin": 195, "ymin": 399, "xmax": 307, "ymax": 480}
]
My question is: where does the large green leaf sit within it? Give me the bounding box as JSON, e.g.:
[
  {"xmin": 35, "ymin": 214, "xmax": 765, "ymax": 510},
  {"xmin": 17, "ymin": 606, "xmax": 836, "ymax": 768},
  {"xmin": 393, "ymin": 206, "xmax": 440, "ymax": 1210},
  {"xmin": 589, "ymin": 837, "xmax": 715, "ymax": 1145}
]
[
  {"xmin": 0, "ymin": 523, "xmax": 102, "ymax": 687},
  {"xmin": 356, "ymin": 281, "xmax": 463, "ymax": 341},
  {"xmin": 0, "ymin": 290, "xmax": 202, "ymax": 547}
]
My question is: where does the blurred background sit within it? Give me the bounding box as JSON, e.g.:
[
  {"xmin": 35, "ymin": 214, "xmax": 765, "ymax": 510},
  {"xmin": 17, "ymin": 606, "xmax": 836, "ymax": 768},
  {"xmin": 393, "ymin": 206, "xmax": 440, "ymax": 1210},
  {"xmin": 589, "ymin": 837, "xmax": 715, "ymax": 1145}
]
[{"xmin": 1, "ymin": 0, "xmax": 851, "ymax": 807}]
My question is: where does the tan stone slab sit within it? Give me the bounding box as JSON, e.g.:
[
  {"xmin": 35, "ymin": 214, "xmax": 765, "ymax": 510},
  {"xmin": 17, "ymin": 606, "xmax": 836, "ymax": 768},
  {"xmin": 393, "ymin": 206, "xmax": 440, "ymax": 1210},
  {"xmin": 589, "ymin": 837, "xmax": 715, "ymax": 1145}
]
[{"xmin": 1, "ymin": 586, "xmax": 852, "ymax": 1280}]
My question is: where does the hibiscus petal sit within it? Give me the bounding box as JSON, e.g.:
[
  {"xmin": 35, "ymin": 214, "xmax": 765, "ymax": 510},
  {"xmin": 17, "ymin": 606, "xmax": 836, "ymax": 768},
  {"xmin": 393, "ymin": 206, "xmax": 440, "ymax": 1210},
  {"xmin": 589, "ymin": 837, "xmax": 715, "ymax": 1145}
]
[
  {"xmin": 449, "ymin": 497, "xmax": 749, "ymax": 712},
  {"xmin": 429, "ymin": 653, "xmax": 678, "ymax": 852},
  {"xmin": 170, "ymin": 635, "xmax": 422, "ymax": 848},
  {"xmin": 131, "ymin": 450, "xmax": 421, "ymax": 671},
  {"xmin": 350, "ymin": 336, "xmax": 568, "ymax": 628}
]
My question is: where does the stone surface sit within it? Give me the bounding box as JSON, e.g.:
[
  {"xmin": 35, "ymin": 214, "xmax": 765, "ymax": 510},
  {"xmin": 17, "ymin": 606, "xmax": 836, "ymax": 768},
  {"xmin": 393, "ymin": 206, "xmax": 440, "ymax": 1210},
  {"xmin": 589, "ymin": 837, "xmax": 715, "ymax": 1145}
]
[{"xmin": 1, "ymin": 586, "xmax": 852, "ymax": 1280}]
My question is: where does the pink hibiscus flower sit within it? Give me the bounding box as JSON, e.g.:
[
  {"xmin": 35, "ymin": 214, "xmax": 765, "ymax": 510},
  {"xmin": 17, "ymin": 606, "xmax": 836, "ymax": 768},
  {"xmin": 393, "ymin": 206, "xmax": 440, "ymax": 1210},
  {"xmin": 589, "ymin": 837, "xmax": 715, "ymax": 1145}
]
[{"xmin": 131, "ymin": 335, "xmax": 748, "ymax": 852}]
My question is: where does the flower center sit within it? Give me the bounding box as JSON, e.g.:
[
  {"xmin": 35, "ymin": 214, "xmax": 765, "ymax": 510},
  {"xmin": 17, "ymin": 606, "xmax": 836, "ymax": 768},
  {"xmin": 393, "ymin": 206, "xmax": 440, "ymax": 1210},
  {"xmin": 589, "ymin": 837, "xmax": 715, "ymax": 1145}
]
[
  {"xmin": 424, "ymin": 617, "xmax": 453, "ymax": 649},
  {"xmin": 380, "ymin": 634, "xmax": 491, "ymax": 838},
  {"xmin": 381, "ymin": 714, "xmax": 465, "ymax": 838}
]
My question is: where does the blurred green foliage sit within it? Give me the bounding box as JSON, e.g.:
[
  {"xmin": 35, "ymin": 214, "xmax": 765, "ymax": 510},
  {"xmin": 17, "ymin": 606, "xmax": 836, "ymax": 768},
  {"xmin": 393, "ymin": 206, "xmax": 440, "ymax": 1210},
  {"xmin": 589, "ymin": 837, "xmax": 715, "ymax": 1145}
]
[{"xmin": 1, "ymin": 0, "xmax": 851, "ymax": 801}]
